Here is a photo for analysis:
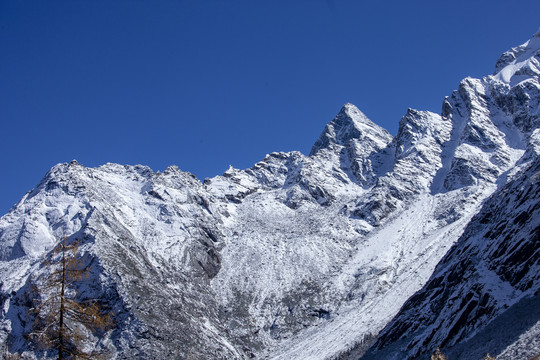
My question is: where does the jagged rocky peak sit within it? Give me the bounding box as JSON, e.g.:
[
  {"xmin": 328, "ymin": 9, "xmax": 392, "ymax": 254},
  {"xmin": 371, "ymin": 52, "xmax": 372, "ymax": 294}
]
[
  {"xmin": 433, "ymin": 29, "xmax": 540, "ymax": 193},
  {"xmin": 394, "ymin": 108, "xmax": 449, "ymax": 160},
  {"xmin": 493, "ymin": 28, "xmax": 540, "ymax": 83},
  {"xmin": 309, "ymin": 103, "xmax": 392, "ymax": 156}
]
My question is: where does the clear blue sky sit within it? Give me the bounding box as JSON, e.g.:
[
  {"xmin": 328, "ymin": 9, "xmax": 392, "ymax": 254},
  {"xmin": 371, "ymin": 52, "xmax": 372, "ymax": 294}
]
[{"xmin": 1, "ymin": 0, "xmax": 539, "ymax": 215}]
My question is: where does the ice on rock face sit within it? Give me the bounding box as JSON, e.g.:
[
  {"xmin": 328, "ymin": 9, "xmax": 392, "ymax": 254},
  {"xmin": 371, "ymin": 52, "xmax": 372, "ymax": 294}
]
[{"xmin": 1, "ymin": 31, "xmax": 540, "ymax": 360}]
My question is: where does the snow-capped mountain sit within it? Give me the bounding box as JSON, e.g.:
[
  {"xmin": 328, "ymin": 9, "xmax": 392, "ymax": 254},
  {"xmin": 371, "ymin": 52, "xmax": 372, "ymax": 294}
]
[
  {"xmin": 0, "ymin": 29, "xmax": 539, "ymax": 359},
  {"xmin": 360, "ymin": 30, "xmax": 540, "ymax": 360}
]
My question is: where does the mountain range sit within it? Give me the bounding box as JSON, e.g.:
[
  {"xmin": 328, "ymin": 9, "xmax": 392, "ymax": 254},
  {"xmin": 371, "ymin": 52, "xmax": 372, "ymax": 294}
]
[{"xmin": 0, "ymin": 29, "xmax": 539, "ymax": 359}]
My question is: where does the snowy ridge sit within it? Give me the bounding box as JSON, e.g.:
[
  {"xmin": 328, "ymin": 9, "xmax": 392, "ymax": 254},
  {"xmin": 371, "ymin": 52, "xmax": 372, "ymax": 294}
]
[
  {"xmin": 494, "ymin": 28, "xmax": 540, "ymax": 86},
  {"xmin": 0, "ymin": 31, "xmax": 539, "ymax": 359}
]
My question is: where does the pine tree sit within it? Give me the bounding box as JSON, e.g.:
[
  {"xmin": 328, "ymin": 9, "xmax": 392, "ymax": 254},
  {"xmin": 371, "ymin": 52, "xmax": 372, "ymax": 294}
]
[{"xmin": 27, "ymin": 235, "xmax": 112, "ymax": 359}]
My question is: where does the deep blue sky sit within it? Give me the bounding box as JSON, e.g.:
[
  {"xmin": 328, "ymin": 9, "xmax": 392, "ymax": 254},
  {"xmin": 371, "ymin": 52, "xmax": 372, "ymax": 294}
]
[{"xmin": 1, "ymin": 1, "xmax": 539, "ymax": 215}]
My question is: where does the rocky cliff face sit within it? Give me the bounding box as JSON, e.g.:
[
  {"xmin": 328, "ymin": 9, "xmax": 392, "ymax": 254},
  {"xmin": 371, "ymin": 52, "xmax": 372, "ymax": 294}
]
[{"xmin": 0, "ymin": 30, "xmax": 539, "ymax": 359}]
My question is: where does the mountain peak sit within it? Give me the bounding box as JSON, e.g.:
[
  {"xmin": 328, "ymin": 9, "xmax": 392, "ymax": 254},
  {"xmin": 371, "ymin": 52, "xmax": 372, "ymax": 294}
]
[
  {"xmin": 339, "ymin": 103, "xmax": 371, "ymax": 124},
  {"xmin": 310, "ymin": 103, "xmax": 391, "ymax": 155},
  {"xmin": 493, "ymin": 30, "xmax": 540, "ymax": 81}
]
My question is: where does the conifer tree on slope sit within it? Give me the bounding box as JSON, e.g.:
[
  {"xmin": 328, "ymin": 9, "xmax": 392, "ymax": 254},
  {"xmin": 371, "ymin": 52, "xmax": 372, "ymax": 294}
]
[{"xmin": 27, "ymin": 235, "xmax": 112, "ymax": 359}]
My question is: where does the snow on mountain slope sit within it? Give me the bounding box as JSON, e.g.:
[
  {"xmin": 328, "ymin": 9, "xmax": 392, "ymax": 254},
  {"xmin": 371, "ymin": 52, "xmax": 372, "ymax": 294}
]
[
  {"xmin": 0, "ymin": 30, "xmax": 538, "ymax": 359},
  {"xmin": 264, "ymin": 189, "xmax": 493, "ymax": 360},
  {"xmin": 0, "ymin": 162, "xmax": 242, "ymax": 358},
  {"xmin": 362, "ymin": 137, "xmax": 540, "ymax": 360}
]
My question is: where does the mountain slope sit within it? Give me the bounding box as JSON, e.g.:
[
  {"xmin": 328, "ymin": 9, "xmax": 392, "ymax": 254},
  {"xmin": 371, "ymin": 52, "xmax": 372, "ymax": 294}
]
[{"xmin": 362, "ymin": 133, "xmax": 540, "ymax": 360}]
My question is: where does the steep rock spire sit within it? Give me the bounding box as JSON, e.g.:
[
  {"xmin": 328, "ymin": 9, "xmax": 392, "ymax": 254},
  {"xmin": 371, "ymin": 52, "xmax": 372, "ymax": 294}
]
[{"xmin": 309, "ymin": 103, "xmax": 392, "ymax": 156}]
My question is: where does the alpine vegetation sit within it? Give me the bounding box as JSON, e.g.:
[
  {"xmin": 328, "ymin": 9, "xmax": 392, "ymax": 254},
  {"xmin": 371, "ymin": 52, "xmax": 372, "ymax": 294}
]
[
  {"xmin": 27, "ymin": 236, "xmax": 113, "ymax": 359},
  {"xmin": 0, "ymin": 29, "xmax": 539, "ymax": 359}
]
